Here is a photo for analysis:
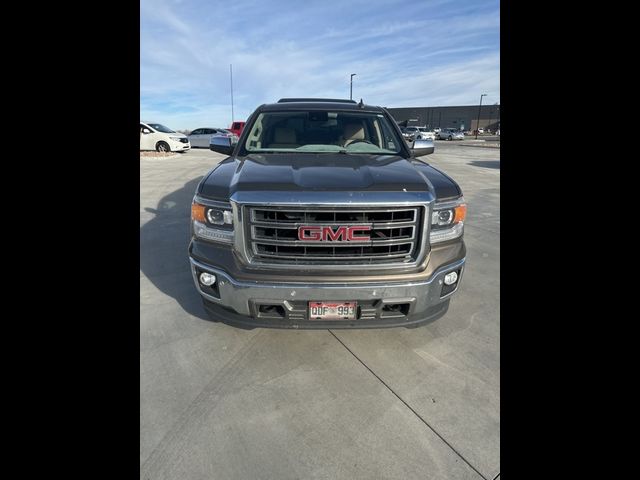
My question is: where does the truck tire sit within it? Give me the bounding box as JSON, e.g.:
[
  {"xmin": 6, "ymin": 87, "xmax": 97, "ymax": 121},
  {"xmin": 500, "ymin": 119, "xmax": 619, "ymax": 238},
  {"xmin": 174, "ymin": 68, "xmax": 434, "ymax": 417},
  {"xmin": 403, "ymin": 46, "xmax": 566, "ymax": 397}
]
[{"xmin": 156, "ymin": 141, "xmax": 170, "ymax": 152}]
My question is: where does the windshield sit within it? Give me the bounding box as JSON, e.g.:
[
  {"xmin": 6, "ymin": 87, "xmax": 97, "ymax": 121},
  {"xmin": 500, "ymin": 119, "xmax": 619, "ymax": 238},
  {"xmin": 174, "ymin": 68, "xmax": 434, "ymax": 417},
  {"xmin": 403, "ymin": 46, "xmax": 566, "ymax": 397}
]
[
  {"xmin": 148, "ymin": 123, "xmax": 175, "ymax": 133},
  {"xmin": 242, "ymin": 111, "xmax": 403, "ymax": 155},
  {"xmin": 418, "ymin": 127, "xmax": 428, "ymax": 132}
]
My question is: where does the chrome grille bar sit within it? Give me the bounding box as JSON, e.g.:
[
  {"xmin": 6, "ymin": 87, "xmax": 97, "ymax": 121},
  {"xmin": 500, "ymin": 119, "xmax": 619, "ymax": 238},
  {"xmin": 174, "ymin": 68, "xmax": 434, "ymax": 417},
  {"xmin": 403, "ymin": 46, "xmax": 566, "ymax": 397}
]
[{"xmin": 246, "ymin": 206, "xmax": 423, "ymax": 265}]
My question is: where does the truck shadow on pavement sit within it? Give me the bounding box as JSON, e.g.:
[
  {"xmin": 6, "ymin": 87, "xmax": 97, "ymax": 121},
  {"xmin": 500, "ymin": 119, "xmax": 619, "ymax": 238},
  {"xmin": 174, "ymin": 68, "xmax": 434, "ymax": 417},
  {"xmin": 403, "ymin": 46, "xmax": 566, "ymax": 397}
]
[
  {"xmin": 140, "ymin": 177, "xmax": 210, "ymax": 321},
  {"xmin": 468, "ymin": 160, "xmax": 500, "ymax": 169}
]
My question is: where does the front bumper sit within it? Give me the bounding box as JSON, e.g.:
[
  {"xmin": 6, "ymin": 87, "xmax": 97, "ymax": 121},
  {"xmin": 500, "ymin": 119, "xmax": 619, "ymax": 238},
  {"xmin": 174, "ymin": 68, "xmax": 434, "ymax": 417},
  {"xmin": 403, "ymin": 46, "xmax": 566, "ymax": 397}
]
[
  {"xmin": 170, "ymin": 140, "xmax": 191, "ymax": 151},
  {"xmin": 189, "ymin": 256, "xmax": 465, "ymax": 329}
]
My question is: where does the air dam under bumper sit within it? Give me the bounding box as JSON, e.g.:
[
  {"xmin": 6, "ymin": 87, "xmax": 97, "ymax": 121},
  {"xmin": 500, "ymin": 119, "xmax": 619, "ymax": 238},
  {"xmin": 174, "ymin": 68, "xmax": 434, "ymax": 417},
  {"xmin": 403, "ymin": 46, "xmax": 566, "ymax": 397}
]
[{"xmin": 190, "ymin": 257, "xmax": 465, "ymax": 329}]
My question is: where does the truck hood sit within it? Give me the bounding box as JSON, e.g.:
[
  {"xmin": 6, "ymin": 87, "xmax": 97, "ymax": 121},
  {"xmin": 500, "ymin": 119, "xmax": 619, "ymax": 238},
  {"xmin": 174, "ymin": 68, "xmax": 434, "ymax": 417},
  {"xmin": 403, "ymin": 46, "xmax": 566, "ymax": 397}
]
[
  {"xmin": 235, "ymin": 153, "xmax": 429, "ymax": 192},
  {"xmin": 198, "ymin": 153, "xmax": 460, "ymax": 201}
]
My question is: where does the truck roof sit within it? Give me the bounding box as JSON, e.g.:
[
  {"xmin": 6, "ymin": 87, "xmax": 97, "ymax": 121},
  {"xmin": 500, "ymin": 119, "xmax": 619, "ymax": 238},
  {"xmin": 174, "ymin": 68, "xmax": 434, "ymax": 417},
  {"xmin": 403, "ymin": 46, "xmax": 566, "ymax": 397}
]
[{"xmin": 260, "ymin": 98, "xmax": 384, "ymax": 113}]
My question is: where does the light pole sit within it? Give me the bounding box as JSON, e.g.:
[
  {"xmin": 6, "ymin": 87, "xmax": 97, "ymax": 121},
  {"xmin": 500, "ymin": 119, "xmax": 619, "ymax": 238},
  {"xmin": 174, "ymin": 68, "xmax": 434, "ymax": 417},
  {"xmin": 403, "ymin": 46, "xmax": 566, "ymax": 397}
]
[
  {"xmin": 350, "ymin": 73, "xmax": 356, "ymax": 100},
  {"xmin": 475, "ymin": 93, "xmax": 487, "ymax": 139},
  {"xmin": 230, "ymin": 64, "xmax": 234, "ymax": 124}
]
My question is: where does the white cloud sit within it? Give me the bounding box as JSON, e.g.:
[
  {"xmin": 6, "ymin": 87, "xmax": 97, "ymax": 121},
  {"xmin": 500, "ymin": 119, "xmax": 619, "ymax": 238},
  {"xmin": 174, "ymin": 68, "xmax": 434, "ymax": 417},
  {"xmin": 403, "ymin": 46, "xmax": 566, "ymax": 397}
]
[{"xmin": 140, "ymin": 0, "xmax": 500, "ymax": 129}]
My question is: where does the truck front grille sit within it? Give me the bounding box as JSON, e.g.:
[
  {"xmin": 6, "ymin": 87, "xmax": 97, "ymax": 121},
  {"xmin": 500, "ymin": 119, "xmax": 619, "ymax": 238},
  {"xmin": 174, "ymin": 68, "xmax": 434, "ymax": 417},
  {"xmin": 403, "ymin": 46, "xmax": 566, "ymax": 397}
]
[{"xmin": 246, "ymin": 206, "xmax": 424, "ymax": 265}]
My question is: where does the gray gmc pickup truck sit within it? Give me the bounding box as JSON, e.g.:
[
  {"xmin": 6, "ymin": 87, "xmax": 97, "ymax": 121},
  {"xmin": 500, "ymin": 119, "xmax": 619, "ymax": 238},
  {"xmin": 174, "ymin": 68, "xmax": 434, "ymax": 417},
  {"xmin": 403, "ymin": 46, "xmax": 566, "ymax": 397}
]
[{"xmin": 189, "ymin": 98, "xmax": 466, "ymax": 329}]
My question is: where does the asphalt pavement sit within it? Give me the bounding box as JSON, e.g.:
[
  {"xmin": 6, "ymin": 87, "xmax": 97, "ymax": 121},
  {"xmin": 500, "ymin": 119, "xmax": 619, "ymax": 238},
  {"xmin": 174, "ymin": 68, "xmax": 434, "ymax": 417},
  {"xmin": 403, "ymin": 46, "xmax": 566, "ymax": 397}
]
[{"xmin": 140, "ymin": 142, "xmax": 500, "ymax": 479}]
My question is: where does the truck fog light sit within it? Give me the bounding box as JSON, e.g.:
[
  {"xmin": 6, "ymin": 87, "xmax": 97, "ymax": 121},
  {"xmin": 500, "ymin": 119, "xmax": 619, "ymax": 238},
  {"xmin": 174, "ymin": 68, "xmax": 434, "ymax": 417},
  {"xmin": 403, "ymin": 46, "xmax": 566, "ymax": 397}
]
[
  {"xmin": 199, "ymin": 272, "xmax": 216, "ymax": 286},
  {"xmin": 444, "ymin": 271, "xmax": 458, "ymax": 286}
]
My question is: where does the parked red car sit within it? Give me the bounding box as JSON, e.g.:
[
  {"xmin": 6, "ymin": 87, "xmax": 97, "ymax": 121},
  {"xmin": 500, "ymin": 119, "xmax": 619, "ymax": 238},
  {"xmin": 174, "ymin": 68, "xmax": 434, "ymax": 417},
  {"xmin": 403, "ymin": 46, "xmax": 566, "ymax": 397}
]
[{"xmin": 229, "ymin": 121, "xmax": 245, "ymax": 137}]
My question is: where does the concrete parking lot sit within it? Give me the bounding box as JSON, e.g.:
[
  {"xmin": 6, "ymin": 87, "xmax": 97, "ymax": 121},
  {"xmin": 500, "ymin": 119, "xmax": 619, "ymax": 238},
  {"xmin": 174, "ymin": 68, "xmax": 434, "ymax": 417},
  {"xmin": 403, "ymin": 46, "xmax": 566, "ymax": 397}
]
[{"xmin": 140, "ymin": 142, "xmax": 500, "ymax": 480}]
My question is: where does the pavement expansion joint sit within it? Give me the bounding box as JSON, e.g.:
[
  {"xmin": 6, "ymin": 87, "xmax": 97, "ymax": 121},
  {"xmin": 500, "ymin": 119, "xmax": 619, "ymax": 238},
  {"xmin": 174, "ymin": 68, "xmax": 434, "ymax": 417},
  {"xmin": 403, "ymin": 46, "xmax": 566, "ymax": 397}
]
[{"xmin": 328, "ymin": 329, "xmax": 490, "ymax": 480}]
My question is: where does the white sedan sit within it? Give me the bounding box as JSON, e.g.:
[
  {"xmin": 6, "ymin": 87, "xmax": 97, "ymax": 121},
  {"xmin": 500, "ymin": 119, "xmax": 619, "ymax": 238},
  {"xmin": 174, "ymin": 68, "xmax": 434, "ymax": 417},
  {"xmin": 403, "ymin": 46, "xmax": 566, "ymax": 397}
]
[{"xmin": 415, "ymin": 127, "xmax": 436, "ymax": 141}]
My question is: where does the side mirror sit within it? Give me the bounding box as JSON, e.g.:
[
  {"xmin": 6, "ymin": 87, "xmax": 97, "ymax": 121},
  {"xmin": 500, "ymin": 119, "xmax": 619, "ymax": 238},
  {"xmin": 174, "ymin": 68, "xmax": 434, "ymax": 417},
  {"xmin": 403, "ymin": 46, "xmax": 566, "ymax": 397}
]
[
  {"xmin": 141, "ymin": 128, "xmax": 151, "ymax": 134},
  {"xmin": 210, "ymin": 135, "xmax": 235, "ymax": 156},
  {"xmin": 411, "ymin": 139, "xmax": 434, "ymax": 157}
]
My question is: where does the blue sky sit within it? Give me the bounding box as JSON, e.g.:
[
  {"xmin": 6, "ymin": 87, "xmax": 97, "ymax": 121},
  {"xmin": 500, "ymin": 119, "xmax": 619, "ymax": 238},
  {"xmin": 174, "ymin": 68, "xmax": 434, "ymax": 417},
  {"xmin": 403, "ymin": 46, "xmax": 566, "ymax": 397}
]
[{"xmin": 141, "ymin": 0, "xmax": 500, "ymax": 130}]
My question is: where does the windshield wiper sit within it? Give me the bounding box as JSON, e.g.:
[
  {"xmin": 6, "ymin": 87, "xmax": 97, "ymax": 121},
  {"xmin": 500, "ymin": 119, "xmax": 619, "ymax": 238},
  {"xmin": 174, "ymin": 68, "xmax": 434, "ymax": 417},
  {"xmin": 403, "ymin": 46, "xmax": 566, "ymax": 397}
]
[{"xmin": 256, "ymin": 150, "xmax": 298, "ymax": 154}]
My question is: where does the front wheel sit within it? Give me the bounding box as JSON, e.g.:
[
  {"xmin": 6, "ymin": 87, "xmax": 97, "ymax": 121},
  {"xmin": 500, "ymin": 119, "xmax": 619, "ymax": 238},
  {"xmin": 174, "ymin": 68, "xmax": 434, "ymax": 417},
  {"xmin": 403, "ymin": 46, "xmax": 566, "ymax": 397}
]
[
  {"xmin": 448, "ymin": 135, "xmax": 452, "ymax": 141},
  {"xmin": 156, "ymin": 141, "xmax": 170, "ymax": 152}
]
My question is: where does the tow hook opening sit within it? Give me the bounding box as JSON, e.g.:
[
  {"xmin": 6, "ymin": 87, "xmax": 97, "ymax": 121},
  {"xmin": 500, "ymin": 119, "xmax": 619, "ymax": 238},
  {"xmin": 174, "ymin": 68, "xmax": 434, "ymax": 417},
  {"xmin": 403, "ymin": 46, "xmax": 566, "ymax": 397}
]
[
  {"xmin": 381, "ymin": 303, "xmax": 410, "ymax": 317},
  {"xmin": 258, "ymin": 304, "xmax": 286, "ymax": 319}
]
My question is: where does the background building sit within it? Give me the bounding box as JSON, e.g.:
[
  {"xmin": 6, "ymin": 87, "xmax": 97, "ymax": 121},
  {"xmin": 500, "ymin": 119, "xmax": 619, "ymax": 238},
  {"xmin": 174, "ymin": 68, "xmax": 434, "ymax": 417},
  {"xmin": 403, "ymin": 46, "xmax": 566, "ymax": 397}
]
[{"xmin": 386, "ymin": 104, "xmax": 500, "ymax": 131}]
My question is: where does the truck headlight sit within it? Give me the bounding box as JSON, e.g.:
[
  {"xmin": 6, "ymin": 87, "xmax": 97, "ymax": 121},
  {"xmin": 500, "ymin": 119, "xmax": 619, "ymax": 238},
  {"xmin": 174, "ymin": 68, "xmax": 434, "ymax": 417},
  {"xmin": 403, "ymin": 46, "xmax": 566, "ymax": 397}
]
[
  {"xmin": 205, "ymin": 208, "xmax": 233, "ymax": 225},
  {"xmin": 191, "ymin": 204, "xmax": 233, "ymax": 226},
  {"xmin": 432, "ymin": 209, "xmax": 454, "ymax": 226},
  {"xmin": 191, "ymin": 201, "xmax": 234, "ymax": 243},
  {"xmin": 430, "ymin": 199, "xmax": 466, "ymax": 243}
]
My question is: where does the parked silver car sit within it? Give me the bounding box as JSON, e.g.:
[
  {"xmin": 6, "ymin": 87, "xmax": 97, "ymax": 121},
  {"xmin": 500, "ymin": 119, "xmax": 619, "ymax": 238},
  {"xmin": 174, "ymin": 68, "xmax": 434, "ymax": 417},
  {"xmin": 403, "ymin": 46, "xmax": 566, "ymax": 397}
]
[
  {"xmin": 402, "ymin": 126, "xmax": 421, "ymax": 140},
  {"xmin": 188, "ymin": 127, "xmax": 235, "ymax": 148},
  {"xmin": 438, "ymin": 128, "xmax": 464, "ymax": 140},
  {"xmin": 400, "ymin": 127, "xmax": 415, "ymax": 142},
  {"xmin": 209, "ymin": 130, "xmax": 239, "ymax": 149}
]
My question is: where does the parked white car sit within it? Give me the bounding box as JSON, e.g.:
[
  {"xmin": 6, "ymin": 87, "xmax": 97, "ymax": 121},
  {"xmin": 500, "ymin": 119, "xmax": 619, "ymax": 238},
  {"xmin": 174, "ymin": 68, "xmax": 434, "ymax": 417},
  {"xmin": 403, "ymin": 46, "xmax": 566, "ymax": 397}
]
[
  {"xmin": 140, "ymin": 122, "xmax": 191, "ymax": 152},
  {"xmin": 403, "ymin": 126, "xmax": 435, "ymax": 141},
  {"xmin": 415, "ymin": 127, "xmax": 436, "ymax": 141},
  {"xmin": 188, "ymin": 127, "xmax": 235, "ymax": 148}
]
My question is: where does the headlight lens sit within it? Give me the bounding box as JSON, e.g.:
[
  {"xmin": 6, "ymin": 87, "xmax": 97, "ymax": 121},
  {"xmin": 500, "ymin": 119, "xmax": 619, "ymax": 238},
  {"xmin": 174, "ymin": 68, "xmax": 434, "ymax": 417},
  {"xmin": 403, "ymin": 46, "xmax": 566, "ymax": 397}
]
[
  {"xmin": 192, "ymin": 204, "xmax": 233, "ymax": 226},
  {"xmin": 207, "ymin": 208, "xmax": 233, "ymax": 225},
  {"xmin": 206, "ymin": 208, "xmax": 224, "ymax": 225},
  {"xmin": 432, "ymin": 209, "xmax": 454, "ymax": 226},
  {"xmin": 191, "ymin": 201, "xmax": 234, "ymax": 243},
  {"xmin": 431, "ymin": 203, "xmax": 466, "ymax": 227},
  {"xmin": 169, "ymin": 136, "xmax": 183, "ymax": 141},
  {"xmin": 430, "ymin": 199, "xmax": 466, "ymax": 243}
]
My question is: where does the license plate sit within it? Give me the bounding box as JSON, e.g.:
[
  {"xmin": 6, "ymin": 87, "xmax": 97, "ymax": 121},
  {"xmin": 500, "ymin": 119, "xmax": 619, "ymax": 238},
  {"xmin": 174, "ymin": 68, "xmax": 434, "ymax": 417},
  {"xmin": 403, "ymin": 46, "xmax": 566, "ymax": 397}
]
[{"xmin": 309, "ymin": 301, "xmax": 357, "ymax": 321}]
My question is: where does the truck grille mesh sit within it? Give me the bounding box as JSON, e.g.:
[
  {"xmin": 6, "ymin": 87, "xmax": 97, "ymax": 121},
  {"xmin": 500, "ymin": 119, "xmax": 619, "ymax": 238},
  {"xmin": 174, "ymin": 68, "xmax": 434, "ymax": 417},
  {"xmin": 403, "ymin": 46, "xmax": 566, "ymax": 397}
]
[{"xmin": 246, "ymin": 206, "xmax": 423, "ymax": 265}]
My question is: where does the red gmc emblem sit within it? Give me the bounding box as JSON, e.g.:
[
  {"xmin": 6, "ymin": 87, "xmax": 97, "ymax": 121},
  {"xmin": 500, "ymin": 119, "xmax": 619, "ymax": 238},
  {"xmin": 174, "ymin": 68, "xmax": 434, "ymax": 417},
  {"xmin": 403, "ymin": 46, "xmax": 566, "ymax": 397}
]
[{"xmin": 298, "ymin": 225, "xmax": 371, "ymax": 242}]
